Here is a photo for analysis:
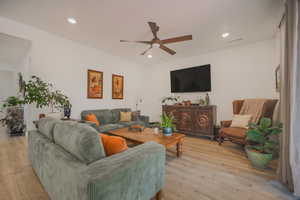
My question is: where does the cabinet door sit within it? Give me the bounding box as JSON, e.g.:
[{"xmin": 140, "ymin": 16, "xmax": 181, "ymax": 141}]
[
  {"xmin": 176, "ymin": 109, "xmax": 194, "ymax": 132},
  {"xmin": 193, "ymin": 109, "xmax": 213, "ymax": 135}
]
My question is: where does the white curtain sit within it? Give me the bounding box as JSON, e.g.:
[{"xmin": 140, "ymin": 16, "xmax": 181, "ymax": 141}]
[
  {"xmin": 280, "ymin": 0, "xmax": 300, "ymax": 196},
  {"xmin": 289, "ymin": 0, "xmax": 300, "ymax": 196}
]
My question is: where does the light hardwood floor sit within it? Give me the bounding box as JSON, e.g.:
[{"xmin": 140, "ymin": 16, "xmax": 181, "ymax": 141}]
[{"xmin": 0, "ymin": 127, "xmax": 294, "ymax": 200}]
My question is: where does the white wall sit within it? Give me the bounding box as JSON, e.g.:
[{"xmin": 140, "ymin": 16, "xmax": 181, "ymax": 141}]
[
  {"xmin": 141, "ymin": 39, "xmax": 279, "ymax": 123},
  {"xmin": 0, "ymin": 17, "xmax": 145, "ymax": 130},
  {"xmin": 0, "ymin": 70, "xmax": 17, "ymax": 101}
]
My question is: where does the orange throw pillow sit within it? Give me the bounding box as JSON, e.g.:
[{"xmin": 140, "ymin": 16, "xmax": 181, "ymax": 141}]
[
  {"xmin": 99, "ymin": 134, "xmax": 128, "ymax": 156},
  {"xmin": 85, "ymin": 113, "xmax": 100, "ymax": 126}
]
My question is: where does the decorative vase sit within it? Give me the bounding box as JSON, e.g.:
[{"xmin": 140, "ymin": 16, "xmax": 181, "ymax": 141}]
[
  {"xmin": 64, "ymin": 106, "xmax": 71, "ymax": 119},
  {"xmin": 163, "ymin": 127, "xmax": 173, "ymax": 136},
  {"xmin": 205, "ymin": 93, "xmax": 210, "ymax": 105},
  {"xmin": 245, "ymin": 147, "xmax": 273, "ymax": 169}
]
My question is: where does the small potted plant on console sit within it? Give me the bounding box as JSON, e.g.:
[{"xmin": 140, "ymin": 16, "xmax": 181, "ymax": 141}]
[
  {"xmin": 160, "ymin": 112, "xmax": 175, "ymax": 136},
  {"xmin": 245, "ymin": 117, "xmax": 282, "ymax": 169}
]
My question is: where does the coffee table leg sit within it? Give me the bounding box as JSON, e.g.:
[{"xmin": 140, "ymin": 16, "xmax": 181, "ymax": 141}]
[{"xmin": 176, "ymin": 140, "xmax": 183, "ymax": 158}]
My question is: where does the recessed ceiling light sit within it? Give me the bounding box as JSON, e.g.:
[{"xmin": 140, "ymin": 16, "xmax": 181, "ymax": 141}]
[
  {"xmin": 67, "ymin": 17, "xmax": 77, "ymax": 24},
  {"xmin": 147, "ymin": 54, "xmax": 153, "ymax": 58},
  {"xmin": 222, "ymin": 33, "xmax": 230, "ymax": 38}
]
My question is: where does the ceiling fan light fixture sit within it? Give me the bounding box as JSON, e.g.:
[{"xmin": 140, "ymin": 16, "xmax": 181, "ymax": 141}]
[{"xmin": 152, "ymin": 43, "xmax": 160, "ymax": 48}]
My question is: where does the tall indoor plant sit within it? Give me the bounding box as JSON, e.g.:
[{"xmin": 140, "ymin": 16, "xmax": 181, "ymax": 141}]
[
  {"xmin": 24, "ymin": 76, "xmax": 71, "ymax": 118},
  {"xmin": 160, "ymin": 112, "xmax": 175, "ymax": 136},
  {"xmin": 245, "ymin": 117, "xmax": 282, "ymax": 169}
]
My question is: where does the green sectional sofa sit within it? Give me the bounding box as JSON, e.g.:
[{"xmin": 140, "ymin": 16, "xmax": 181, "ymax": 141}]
[
  {"xmin": 28, "ymin": 117, "xmax": 165, "ymax": 200},
  {"xmin": 81, "ymin": 108, "xmax": 149, "ymax": 132}
]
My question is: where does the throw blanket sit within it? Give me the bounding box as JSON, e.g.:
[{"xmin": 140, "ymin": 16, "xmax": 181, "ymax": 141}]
[{"xmin": 239, "ymin": 99, "xmax": 268, "ymax": 124}]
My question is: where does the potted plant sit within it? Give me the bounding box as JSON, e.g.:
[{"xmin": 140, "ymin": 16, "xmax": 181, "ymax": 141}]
[
  {"xmin": 160, "ymin": 112, "xmax": 175, "ymax": 136},
  {"xmin": 24, "ymin": 76, "xmax": 71, "ymax": 119},
  {"xmin": 245, "ymin": 117, "xmax": 282, "ymax": 169},
  {"xmin": 0, "ymin": 96, "xmax": 26, "ymax": 136}
]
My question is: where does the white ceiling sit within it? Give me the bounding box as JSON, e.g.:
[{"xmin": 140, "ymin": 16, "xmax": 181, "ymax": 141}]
[
  {"xmin": 0, "ymin": 0, "xmax": 282, "ymax": 65},
  {"xmin": 0, "ymin": 32, "xmax": 31, "ymax": 68}
]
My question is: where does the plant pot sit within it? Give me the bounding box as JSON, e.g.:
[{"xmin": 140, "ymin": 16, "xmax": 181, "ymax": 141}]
[
  {"xmin": 245, "ymin": 147, "xmax": 273, "ymax": 169},
  {"xmin": 163, "ymin": 127, "xmax": 172, "ymax": 136}
]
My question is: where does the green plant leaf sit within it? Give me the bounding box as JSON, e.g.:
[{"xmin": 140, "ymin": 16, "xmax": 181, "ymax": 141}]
[
  {"xmin": 246, "ymin": 129, "xmax": 265, "ymax": 144},
  {"xmin": 259, "ymin": 117, "xmax": 272, "ymax": 129}
]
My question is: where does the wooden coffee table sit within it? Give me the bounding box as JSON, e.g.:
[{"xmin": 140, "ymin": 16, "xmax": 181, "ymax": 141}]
[{"xmin": 108, "ymin": 128, "xmax": 185, "ymax": 158}]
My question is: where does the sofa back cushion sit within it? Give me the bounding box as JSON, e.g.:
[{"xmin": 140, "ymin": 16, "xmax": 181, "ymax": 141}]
[
  {"xmin": 81, "ymin": 109, "xmax": 113, "ymax": 125},
  {"xmin": 53, "ymin": 122, "xmax": 106, "ymax": 164},
  {"xmin": 38, "ymin": 117, "xmax": 60, "ymax": 141},
  {"xmin": 111, "ymin": 108, "xmax": 131, "ymax": 123}
]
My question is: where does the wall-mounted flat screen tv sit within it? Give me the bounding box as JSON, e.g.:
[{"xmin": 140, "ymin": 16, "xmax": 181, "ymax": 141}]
[{"xmin": 170, "ymin": 64, "xmax": 211, "ymax": 93}]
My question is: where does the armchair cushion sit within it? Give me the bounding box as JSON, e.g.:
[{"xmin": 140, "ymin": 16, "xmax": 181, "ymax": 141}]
[{"xmin": 230, "ymin": 114, "xmax": 252, "ymax": 129}]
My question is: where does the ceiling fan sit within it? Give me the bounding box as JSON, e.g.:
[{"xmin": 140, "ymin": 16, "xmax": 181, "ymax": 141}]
[{"xmin": 120, "ymin": 22, "xmax": 192, "ymax": 56}]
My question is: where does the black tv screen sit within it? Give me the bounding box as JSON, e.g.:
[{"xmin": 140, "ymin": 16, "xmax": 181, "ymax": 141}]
[{"xmin": 170, "ymin": 65, "xmax": 211, "ymax": 93}]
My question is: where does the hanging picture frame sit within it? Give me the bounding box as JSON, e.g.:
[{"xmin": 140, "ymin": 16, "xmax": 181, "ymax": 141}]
[
  {"xmin": 87, "ymin": 69, "xmax": 103, "ymax": 99},
  {"xmin": 112, "ymin": 74, "xmax": 124, "ymax": 99}
]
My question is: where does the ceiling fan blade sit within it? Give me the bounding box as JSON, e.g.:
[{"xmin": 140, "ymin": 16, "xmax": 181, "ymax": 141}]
[
  {"xmin": 161, "ymin": 35, "xmax": 192, "ymax": 44},
  {"xmin": 141, "ymin": 46, "xmax": 153, "ymax": 55},
  {"xmin": 160, "ymin": 45, "xmax": 176, "ymax": 55},
  {"xmin": 148, "ymin": 22, "xmax": 159, "ymax": 38},
  {"xmin": 120, "ymin": 40, "xmax": 152, "ymax": 44}
]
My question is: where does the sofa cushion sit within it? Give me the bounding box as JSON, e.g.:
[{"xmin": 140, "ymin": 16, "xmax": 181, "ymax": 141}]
[
  {"xmin": 81, "ymin": 109, "xmax": 113, "ymax": 125},
  {"xmin": 221, "ymin": 127, "xmax": 247, "ymax": 139},
  {"xmin": 111, "ymin": 108, "xmax": 131, "ymax": 123},
  {"xmin": 118, "ymin": 121, "xmax": 144, "ymax": 127},
  {"xmin": 85, "ymin": 113, "xmax": 100, "ymax": 126},
  {"xmin": 99, "ymin": 133, "xmax": 128, "ymax": 156},
  {"xmin": 53, "ymin": 122, "xmax": 106, "ymax": 164},
  {"xmin": 120, "ymin": 111, "xmax": 132, "ymax": 122},
  {"xmin": 98, "ymin": 124, "xmax": 125, "ymax": 132},
  {"xmin": 38, "ymin": 117, "xmax": 60, "ymax": 141}
]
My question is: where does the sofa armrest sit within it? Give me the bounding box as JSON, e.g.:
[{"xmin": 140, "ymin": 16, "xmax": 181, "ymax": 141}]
[
  {"xmin": 85, "ymin": 142, "xmax": 165, "ymax": 200},
  {"xmin": 221, "ymin": 120, "xmax": 232, "ymax": 128},
  {"xmin": 139, "ymin": 115, "xmax": 149, "ymax": 125}
]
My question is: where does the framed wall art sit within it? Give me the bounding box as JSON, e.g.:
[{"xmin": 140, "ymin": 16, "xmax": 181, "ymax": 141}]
[
  {"xmin": 112, "ymin": 74, "xmax": 124, "ymax": 99},
  {"xmin": 275, "ymin": 65, "xmax": 280, "ymax": 93},
  {"xmin": 87, "ymin": 69, "xmax": 103, "ymax": 99}
]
